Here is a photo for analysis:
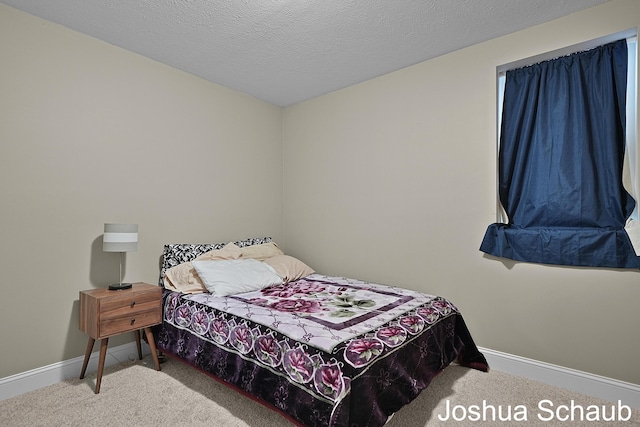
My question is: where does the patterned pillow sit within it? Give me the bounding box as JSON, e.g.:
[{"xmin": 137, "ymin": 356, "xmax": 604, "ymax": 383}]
[{"xmin": 163, "ymin": 242, "xmax": 245, "ymax": 293}]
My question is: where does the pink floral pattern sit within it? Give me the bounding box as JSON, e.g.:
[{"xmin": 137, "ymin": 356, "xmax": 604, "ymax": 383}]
[
  {"xmin": 399, "ymin": 315, "xmax": 425, "ymax": 335},
  {"xmin": 191, "ymin": 310, "xmax": 209, "ymax": 335},
  {"xmin": 344, "ymin": 338, "xmax": 385, "ymax": 368},
  {"xmin": 376, "ymin": 325, "xmax": 407, "ymax": 348},
  {"xmin": 417, "ymin": 306, "xmax": 440, "ymax": 324},
  {"xmin": 229, "ymin": 324, "xmax": 254, "ymax": 354},
  {"xmin": 269, "ymin": 298, "xmax": 322, "ymax": 313},
  {"xmin": 174, "ymin": 304, "xmax": 193, "ymax": 328},
  {"xmin": 209, "ymin": 317, "xmax": 230, "ymax": 344},
  {"xmin": 262, "ymin": 280, "xmax": 327, "ymax": 298},
  {"xmin": 255, "ymin": 334, "xmax": 283, "ymax": 367},
  {"xmin": 314, "ymin": 363, "xmax": 349, "ymax": 401},
  {"xmin": 283, "ymin": 347, "xmax": 314, "ymax": 383}
]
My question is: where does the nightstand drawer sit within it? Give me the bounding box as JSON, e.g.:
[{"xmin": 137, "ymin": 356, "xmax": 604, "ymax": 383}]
[
  {"xmin": 100, "ymin": 291, "xmax": 160, "ymax": 314},
  {"xmin": 101, "ymin": 298, "xmax": 160, "ymax": 319},
  {"xmin": 99, "ymin": 308, "xmax": 162, "ymax": 337}
]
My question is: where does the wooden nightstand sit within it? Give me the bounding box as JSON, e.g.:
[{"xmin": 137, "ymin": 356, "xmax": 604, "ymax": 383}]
[{"xmin": 79, "ymin": 282, "xmax": 162, "ymax": 393}]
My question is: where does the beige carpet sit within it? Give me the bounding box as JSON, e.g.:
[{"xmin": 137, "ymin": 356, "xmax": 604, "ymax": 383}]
[{"xmin": 1, "ymin": 355, "xmax": 638, "ymax": 427}]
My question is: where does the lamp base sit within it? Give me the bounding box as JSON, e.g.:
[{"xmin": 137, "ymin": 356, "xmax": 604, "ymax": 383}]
[{"xmin": 108, "ymin": 283, "xmax": 133, "ymax": 291}]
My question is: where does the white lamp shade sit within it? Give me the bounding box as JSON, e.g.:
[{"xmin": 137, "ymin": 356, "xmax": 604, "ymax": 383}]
[{"xmin": 103, "ymin": 223, "xmax": 138, "ymax": 252}]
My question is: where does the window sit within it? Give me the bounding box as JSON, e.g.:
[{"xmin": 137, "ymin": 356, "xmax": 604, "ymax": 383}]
[{"xmin": 480, "ymin": 31, "xmax": 640, "ymax": 269}]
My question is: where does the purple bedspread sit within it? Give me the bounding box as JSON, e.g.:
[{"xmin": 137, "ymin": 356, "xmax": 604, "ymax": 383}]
[{"xmin": 154, "ymin": 274, "xmax": 487, "ymax": 427}]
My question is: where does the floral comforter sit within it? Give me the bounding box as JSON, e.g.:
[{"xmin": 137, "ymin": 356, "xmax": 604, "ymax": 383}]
[{"xmin": 155, "ymin": 274, "xmax": 488, "ymax": 427}]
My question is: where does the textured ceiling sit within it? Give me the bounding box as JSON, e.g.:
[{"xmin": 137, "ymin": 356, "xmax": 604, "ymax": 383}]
[{"xmin": 1, "ymin": 0, "xmax": 609, "ymax": 106}]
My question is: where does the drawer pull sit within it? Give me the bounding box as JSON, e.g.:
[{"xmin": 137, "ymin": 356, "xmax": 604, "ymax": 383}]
[
  {"xmin": 130, "ymin": 301, "xmax": 136, "ymax": 308},
  {"xmin": 130, "ymin": 318, "xmax": 136, "ymax": 325}
]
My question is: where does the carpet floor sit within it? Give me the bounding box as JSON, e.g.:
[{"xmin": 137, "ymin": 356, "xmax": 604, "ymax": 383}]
[{"xmin": 1, "ymin": 355, "xmax": 638, "ymax": 426}]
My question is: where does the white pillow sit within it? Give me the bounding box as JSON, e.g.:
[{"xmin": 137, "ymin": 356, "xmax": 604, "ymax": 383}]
[{"xmin": 191, "ymin": 259, "xmax": 283, "ymax": 297}]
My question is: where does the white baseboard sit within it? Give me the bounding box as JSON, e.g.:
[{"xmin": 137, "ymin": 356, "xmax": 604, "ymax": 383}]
[
  {"xmin": 0, "ymin": 341, "xmax": 150, "ymax": 401},
  {"xmin": 2, "ymin": 345, "xmax": 639, "ymax": 410},
  {"xmin": 479, "ymin": 347, "xmax": 640, "ymax": 409}
]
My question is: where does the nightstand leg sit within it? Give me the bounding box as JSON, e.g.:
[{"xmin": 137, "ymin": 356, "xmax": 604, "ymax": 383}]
[
  {"xmin": 79, "ymin": 337, "xmax": 95, "ymax": 379},
  {"xmin": 134, "ymin": 330, "xmax": 142, "ymax": 360},
  {"xmin": 143, "ymin": 327, "xmax": 161, "ymax": 371},
  {"xmin": 95, "ymin": 338, "xmax": 109, "ymax": 394}
]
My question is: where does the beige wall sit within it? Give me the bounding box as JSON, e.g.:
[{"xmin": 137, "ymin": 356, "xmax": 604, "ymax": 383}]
[
  {"xmin": 2, "ymin": 0, "xmax": 639, "ymax": 388},
  {"xmin": 0, "ymin": 5, "xmax": 283, "ymax": 377},
  {"xmin": 283, "ymin": 0, "xmax": 640, "ymax": 385}
]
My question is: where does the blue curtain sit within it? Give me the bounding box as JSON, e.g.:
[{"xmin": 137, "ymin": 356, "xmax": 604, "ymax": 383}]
[{"xmin": 480, "ymin": 39, "xmax": 640, "ymax": 268}]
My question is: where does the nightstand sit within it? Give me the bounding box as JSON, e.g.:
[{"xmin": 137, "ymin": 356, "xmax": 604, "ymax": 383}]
[{"xmin": 79, "ymin": 282, "xmax": 162, "ymax": 393}]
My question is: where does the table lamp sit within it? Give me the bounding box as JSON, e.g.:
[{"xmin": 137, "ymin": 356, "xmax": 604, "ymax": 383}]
[{"xmin": 103, "ymin": 223, "xmax": 138, "ymax": 290}]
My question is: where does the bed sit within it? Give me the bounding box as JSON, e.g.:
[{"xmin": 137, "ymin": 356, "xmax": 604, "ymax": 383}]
[{"xmin": 153, "ymin": 237, "xmax": 488, "ymax": 427}]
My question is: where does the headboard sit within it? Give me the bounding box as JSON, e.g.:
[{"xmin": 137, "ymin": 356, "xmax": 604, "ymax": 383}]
[{"xmin": 158, "ymin": 237, "xmax": 273, "ymax": 286}]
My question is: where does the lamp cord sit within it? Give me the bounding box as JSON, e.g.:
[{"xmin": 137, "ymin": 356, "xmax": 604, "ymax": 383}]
[{"xmin": 119, "ymin": 251, "xmax": 124, "ymax": 286}]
